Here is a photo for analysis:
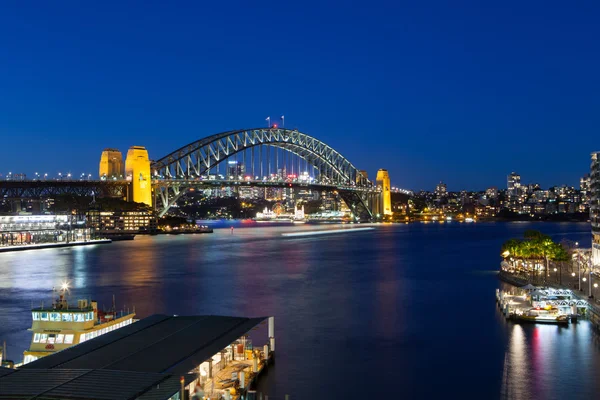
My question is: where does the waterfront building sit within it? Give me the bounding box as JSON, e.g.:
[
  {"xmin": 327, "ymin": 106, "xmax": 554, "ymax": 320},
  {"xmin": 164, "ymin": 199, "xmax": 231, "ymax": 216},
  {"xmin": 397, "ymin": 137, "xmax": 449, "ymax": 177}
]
[
  {"xmin": 591, "ymin": 152, "xmax": 600, "ymax": 267},
  {"xmin": 87, "ymin": 209, "xmax": 156, "ymax": 232},
  {"xmin": 98, "ymin": 148, "xmax": 124, "ymax": 180},
  {"xmin": 15, "ymin": 314, "xmax": 275, "ymax": 400},
  {"xmin": 0, "ymin": 215, "xmax": 92, "ymax": 247}
]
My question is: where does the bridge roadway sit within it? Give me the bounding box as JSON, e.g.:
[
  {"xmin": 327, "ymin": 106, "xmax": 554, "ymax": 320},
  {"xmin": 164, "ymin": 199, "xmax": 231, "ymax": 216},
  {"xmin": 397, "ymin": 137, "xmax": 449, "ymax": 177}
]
[{"xmin": 0, "ymin": 178, "xmax": 378, "ymax": 221}]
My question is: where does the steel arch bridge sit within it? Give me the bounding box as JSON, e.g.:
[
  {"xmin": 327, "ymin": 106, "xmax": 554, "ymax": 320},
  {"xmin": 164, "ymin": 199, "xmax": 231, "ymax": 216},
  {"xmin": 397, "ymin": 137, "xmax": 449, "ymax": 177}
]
[{"xmin": 151, "ymin": 128, "xmax": 376, "ymax": 219}]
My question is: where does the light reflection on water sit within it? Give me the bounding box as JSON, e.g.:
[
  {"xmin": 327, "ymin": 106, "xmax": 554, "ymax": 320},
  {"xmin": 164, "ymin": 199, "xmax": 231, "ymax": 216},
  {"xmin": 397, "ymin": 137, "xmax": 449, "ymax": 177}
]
[{"xmin": 0, "ymin": 222, "xmax": 598, "ymax": 399}]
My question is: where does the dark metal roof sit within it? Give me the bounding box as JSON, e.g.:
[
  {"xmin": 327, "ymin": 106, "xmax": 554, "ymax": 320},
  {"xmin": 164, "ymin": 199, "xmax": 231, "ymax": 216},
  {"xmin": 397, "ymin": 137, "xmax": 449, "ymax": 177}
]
[
  {"xmin": 0, "ymin": 368, "xmax": 193, "ymax": 400},
  {"xmin": 23, "ymin": 314, "xmax": 268, "ymax": 375}
]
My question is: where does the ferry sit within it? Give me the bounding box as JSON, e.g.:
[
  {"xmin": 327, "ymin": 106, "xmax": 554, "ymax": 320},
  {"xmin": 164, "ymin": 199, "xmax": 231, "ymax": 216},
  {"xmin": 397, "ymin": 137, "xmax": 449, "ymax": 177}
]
[
  {"xmin": 23, "ymin": 283, "xmax": 136, "ymax": 365},
  {"xmin": 511, "ymin": 308, "xmax": 569, "ymax": 326}
]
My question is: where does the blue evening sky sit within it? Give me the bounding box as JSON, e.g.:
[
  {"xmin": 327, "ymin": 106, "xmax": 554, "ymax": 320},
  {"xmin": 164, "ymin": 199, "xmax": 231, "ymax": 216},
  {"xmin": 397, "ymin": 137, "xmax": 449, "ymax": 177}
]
[{"xmin": 1, "ymin": 1, "xmax": 598, "ymax": 191}]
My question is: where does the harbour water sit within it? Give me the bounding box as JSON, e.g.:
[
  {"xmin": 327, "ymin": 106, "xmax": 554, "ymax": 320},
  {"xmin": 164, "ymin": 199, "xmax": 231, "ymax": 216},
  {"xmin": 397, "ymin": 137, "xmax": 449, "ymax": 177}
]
[{"xmin": 0, "ymin": 222, "xmax": 599, "ymax": 399}]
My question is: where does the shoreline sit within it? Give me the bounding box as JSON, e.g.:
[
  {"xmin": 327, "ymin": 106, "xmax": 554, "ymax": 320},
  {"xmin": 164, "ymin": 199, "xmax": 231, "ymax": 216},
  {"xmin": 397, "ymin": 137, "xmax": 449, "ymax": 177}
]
[{"xmin": 0, "ymin": 239, "xmax": 112, "ymax": 253}]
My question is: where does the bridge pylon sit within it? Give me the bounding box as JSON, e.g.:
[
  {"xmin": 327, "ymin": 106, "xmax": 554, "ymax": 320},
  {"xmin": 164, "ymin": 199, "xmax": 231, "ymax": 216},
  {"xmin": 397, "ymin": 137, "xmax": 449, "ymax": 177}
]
[
  {"xmin": 125, "ymin": 146, "xmax": 153, "ymax": 207},
  {"xmin": 373, "ymin": 169, "xmax": 392, "ymax": 218}
]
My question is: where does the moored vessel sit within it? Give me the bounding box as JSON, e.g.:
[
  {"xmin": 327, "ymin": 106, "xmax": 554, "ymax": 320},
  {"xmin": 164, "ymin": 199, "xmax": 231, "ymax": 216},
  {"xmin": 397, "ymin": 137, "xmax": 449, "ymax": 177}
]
[{"xmin": 23, "ymin": 283, "xmax": 135, "ymax": 365}]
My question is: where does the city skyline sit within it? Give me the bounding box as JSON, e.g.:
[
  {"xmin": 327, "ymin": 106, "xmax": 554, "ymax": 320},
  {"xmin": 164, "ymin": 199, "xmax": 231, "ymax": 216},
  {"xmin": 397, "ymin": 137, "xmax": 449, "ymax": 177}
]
[{"xmin": 1, "ymin": 2, "xmax": 599, "ymax": 190}]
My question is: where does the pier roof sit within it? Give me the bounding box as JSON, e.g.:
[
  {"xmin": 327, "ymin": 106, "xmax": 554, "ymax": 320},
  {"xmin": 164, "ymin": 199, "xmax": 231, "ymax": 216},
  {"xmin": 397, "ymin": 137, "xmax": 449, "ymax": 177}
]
[
  {"xmin": 22, "ymin": 314, "xmax": 268, "ymax": 375},
  {"xmin": 0, "ymin": 368, "xmax": 196, "ymax": 400}
]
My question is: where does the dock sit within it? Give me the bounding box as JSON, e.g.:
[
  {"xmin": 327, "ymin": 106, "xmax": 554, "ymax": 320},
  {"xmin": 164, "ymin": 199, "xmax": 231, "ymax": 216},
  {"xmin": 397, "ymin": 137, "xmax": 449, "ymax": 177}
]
[
  {"xmin": 496, "ymin": 286, "xmax": 586, "ymax": 324},
  {"xmin": 14, "ymin": 314, "xmax": 277, "ymax": 400}
]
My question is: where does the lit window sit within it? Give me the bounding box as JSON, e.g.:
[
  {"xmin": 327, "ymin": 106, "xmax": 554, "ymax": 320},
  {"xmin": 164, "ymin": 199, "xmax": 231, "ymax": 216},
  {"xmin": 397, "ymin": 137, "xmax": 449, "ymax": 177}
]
[
  {"xmin": 89, "ymin": 312, "xmax": 94, "ymax": 321},
  {"xmin": 80, "ymin": 333, "xmax": 86, "ymax": 343},
  {"xmin": 39, "ymin": 334, "xmax": 48, "ymax": 343},
  {"xmin": 56, "ymin": 334, "xmax": 64, "ymax": 344},
  {"xmin": 41, "ymin": 312, "xmax": 48, "ymax": 321},
  {"xmin": 62, "ymin": 313, "xmax": 72, "ymax": 322},
  {"xmin": 50, "ymin": 313, "xmax": 60, "ymax": 321},
  {"xmin": 74, "ymin": 313, "xmax": 84, "ymax": 322},
  {"xmin": 32, "ymin": 312, "xmax": 40, "ymax": 321},
  {"xmin": 64, "ymin": 334, "xmax": 74, "ymax": 344},
  {"xmin": 47, "ymin": 334, "xmax": 56, "ymax": 344},
  {"xmin": 33, "ymin": 333, "xmax": 41, "ymax": 343}
]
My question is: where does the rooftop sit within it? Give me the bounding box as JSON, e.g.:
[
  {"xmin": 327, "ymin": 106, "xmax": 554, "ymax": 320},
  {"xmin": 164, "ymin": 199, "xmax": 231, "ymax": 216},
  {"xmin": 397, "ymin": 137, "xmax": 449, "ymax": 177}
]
[
  {"xmin": 0, "ymin": 367, "xmax": 196, "ymax": 400},
  {"xmin": 22, "ymin": 314, "xmax": 267, "ymax": 375}
]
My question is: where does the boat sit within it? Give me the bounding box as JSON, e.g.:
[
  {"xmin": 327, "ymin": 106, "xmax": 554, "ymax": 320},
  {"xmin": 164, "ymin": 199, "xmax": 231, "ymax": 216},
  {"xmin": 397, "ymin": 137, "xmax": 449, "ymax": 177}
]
[
  {"xmin": 253, "ymin": 207, "xmax": 294, "ymax": 222},
  {"xmin": 511, "ymin": 308, "xmax": 569, "ymax": 325},
  {"xmin": 23, "ymin": 283, "xmax": 136, "ymax": 365}
]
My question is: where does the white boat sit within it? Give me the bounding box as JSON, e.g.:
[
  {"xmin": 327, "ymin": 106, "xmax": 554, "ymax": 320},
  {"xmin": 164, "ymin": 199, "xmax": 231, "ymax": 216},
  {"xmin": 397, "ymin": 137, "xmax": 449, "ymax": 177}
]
[{"xmin": 23, "ymin": 284, "xmax": 136, "ymax": 365}]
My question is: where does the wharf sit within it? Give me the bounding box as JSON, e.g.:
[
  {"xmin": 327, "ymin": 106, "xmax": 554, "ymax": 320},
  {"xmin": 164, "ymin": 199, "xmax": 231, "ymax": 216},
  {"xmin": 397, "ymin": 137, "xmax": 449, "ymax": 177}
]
[
  {"xmin": 498, "ymin": 271, "xmax": 600, "ymax": 330},
  {"xmin": 201, "ymin": 350, "xmax": 274, "ymax": 399},
  {"xmin": 0, "ymin": 239, "xmax": 111, "ymax": 253}
]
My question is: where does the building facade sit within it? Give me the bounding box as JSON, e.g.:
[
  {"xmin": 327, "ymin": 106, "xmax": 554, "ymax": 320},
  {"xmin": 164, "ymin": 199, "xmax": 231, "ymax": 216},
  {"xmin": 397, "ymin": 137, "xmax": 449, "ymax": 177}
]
[
  {"xmin": 87, "ymin": 210, "xmax": 156, "ymax": 232},
  {"xmin": 591, "ymin": 152, "xmax": 600, "ymax": 267}
]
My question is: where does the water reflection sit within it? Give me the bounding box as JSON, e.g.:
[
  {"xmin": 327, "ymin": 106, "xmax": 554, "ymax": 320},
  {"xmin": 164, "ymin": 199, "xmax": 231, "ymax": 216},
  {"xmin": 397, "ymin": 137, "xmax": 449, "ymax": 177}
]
[
  {"xmin": 0, "ymin": 222, "xmax": 598, "ymax": 399},
  {"xmin": 501, "ymin": 321, "xmax": 600, "ymax": 400}
]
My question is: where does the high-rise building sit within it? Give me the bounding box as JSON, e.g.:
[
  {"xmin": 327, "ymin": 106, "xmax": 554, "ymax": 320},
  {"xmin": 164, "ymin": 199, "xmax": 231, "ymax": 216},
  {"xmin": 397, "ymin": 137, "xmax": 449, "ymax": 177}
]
[
  {"xmin": 99, "ymin": 149, "xmax": 124, "ymax": 180},
  {"xmin": 507, "ymin": 172, "xmax": 521, "ymax": 197},
  {"xmin": 581, "ymin": 174, "xmax": 591, "ymax": 196},
  {"xmin": 591, "ymin": 152, "xmax": 600, "ymax": 267},
  {"xmin": 227, "ymin": 161, "xmax": 244, "ymax": 178},
  {"xmin": 376, "ymin": 169, "xmax": 392, "ymax": 215},
  {"xmin": 435, "ymin": 182, "xmax": 447, "ymax": 197}
]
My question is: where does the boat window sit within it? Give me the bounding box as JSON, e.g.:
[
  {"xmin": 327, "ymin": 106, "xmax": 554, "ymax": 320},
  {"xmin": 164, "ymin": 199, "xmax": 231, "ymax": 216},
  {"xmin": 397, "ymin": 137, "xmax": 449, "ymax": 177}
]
[
  {"xmin": 56, "ymin": 334, "xmax": 64, "ymax": 344},
  {"xmin": 74, "ymin": 313, "xmax": 84, "ymax": 322},
  {"xmin": 101, "ymin": 328, "xmax": 107, "ymax": 335},
  {"xmin": 50, "ymin": 312, "xmax": 60, "ymax": 322},
  {"xmin": 80, "ymin": 333, "xmax": 86, "ymax": 343},
  {"xmin": 64, "ymin": 334, "xmax": 74, "ymax": 344},
  {"xmin": 86, "ymin": 312, "xmax": 94, "ymax": 321},
  {"xmin": 47, "ymin": 334, "xmax": 56, "ymax": 344},
  {"xmin": 33, "ymin": 333, "xmax": 41, "ymax": 343},
  {"xmin": 39, "ymin": 334, "xmax": 48, "ymax": 343},
  {"xmin": 62, "ymin": 313, "xmax": 72, "ymax": 322},
  {"xmin": 41, "ymin": 312, "xmax": 48, "ymax": 321},
  {"xmin": 32, "ymin": 312, "xmax": 40, "ymax": 321}
]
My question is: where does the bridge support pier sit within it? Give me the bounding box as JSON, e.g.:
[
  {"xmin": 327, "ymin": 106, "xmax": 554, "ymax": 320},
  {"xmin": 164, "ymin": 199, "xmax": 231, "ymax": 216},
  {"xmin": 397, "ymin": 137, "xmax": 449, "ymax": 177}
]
[{"xmin": 338, "ymin": 190, "xmax": 372, "ymax": 222}]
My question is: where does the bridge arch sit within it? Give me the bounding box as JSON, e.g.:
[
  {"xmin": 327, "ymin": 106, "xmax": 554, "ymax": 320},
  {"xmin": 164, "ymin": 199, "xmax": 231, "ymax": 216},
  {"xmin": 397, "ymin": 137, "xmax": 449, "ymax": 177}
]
[
  {"xmin": 150, "ymin": 128, "xmax": 373, "ymax": 218},
  {"xmin": 152, "ymin": 128, "xmax": 370, "ymax": 185}
]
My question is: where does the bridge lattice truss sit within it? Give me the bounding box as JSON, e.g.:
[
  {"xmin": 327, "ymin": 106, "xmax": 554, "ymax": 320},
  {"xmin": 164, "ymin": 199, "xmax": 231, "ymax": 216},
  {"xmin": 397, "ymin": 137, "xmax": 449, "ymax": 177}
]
[
  {"xmin": 0, "ymin": 181, "xmax": 128, "ymax": 200},
  {"xmin": 151, "ymin": 128, "xmax": 374, "ymax": 218}
]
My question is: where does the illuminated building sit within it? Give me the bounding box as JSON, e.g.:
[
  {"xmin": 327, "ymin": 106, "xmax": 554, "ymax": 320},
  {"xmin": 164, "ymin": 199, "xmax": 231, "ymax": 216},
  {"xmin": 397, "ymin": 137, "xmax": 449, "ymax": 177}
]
[
  {"xmin": 376, "ymin": 169, "xmax": 392, "ymax": 216},
  {"xmin": 435, "ymin": 182, "xmax": 447, "ymax": 198},
  {"xmin": 99, "ymin": 148, "xmax": 124, "ymax": 180},
  {"xmin": 125, "ymin": 146, "xmax": 152, "ymax": 207},
  {"xmin": 591, "ymin": 152, "xmax": 600, "ymax": 267},
  {"xmin": 87, "ymin": 210, "xmax": 156, "ymax": 232},
  {"xmin": 227, "ymin": 161, "xmax": 245, "ymax": 178},
  {"xmin": 507, "ymin": 172, "xmax": 521, "ymax": 198},
  {"xmin": 0, "ymin": 215, "xmax": 92, "ymax": 246}
]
